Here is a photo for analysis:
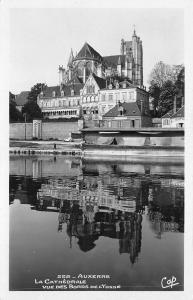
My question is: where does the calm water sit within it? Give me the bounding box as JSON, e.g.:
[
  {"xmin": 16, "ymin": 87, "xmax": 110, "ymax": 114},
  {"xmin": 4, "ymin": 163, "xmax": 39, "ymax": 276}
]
[{"xmin": 9, "ymin": 156, "xmax": 184, "ymax": 291}]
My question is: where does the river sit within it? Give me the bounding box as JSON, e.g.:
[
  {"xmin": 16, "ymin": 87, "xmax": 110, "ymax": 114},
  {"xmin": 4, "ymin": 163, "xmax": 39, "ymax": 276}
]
[{"xmin": 9, "ymin": 155, "xmax": 184, "ymax": 291}]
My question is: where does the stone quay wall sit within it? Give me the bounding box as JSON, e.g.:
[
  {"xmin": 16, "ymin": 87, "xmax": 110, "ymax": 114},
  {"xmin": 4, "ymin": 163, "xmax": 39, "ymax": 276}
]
[{"xmin": 10, "ymin": 120, "xmax": 80, "ymax": 140}]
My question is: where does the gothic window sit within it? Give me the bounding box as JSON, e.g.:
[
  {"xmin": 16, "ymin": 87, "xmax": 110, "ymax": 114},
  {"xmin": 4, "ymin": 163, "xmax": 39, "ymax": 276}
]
[{"xmin": 86, "ymin": 85, "xmax": 95, "ymax": 94}]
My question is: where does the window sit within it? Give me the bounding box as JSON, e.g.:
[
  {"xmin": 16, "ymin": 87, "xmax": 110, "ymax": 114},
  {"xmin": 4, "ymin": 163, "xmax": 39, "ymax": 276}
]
[
  {"xmin": 109, "ymin": 94, "xmax": 113, "ymax": 101},
  {"xmin": 164, "ymin": 119, "xmax": 170, "ymax": 125},
  {"xmin": 102, "ymin": 106, "xmax": 106, "ymax": 113},
  {"xmin": 52, "ymin": 91, "xmax": 56, "ymax": 97},
  {"xmin": 115, "ymin": 93, "xmax": 119, "ymax": 101},
  {"xmin": 61, "ymin": 91, "xmax": 64, "ymax": 97},
  {"xmin": 101, "ymin": 94, "xmax": 105, "ymax": 101},
  {"xmin": 122, "ymin": 92, "xmax": 126, "ymax": 101},
  {"xmin": 71, "ymin": 89, "xmax": 74, "ymax": 96},
  {"xmin": 86, "ymin": 85, "xmax": 95, "ymax": 94},
  {"xmin": 131, "ymin": 120, "xmax": 135, "ymax": 127}
]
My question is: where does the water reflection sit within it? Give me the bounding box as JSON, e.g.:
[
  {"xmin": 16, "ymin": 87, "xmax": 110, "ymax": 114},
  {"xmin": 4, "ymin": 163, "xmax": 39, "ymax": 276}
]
[{"xmin": 9, "ymin": 156, "xmax": 184, "ymax": 290}]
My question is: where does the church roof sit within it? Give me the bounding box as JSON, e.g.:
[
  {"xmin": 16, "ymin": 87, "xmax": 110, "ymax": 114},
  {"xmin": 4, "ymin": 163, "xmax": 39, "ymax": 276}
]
[
  {"xmin": 67, "ymin": 75, "xmax": 83, "ymax": 85},
  {"xmin": 103, "ymin": 102, "xmax": 144, "ymax": 118},
  {"xmin": 67, "ymin": 49, "xmax": 74, "ymax": 66},
  {"xmin": 103, "ymin": 55, "xmax": 127, "ymax": 67},
  {"xmin": 74, "ymin": 42, "xmax": 102, "ymax": 61},
  {"xmin": 92, "ymin": 73, "xmax": 106, "ymax": 89},
  {"xmin": 15, "ymin": 91, "xmax": 29, "ymax": 106}
]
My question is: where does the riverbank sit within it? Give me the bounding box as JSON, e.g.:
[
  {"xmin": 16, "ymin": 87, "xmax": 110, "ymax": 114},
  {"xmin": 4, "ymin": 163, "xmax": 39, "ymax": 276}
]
[
  {"xmin": 9, "ymin": 139, "xmax": 184, "ymax": 161},
  {"xmin": 9, "ymin": 140, "xmax": 82, "ymax": 156}
]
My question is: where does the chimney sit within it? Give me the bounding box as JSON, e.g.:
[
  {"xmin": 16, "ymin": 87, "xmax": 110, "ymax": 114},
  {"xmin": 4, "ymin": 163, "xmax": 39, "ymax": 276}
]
[
  {"xmin": 174, "ymin": 95, "xmax": 177, "ymax": 113},
  {"xmin": 181, "ymin": 96, "xmax": 184, "ymax": 107},
  {"xmin": 140, "ymin": 99, "xmax": 143, "ymax": 114}
]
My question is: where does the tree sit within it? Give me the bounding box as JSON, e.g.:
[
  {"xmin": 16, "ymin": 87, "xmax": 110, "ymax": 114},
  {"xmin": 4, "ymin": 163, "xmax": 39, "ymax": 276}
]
[
  {"xmin": 148, "ymin": 61, "xmax": 184, "ymax": 88},
  {"xmin": 148, "ymin": 83, "xmax": 161, "ymax": 116},
  {"xmin": 21, "ymin": 83, "xmax": 46, "ymax": 121},
  {"xmin": 22, "ymin": 100, "xmax": 42, "ymax": 121},
  {"xmin": 27, "ymin": 83, "xmax": 47, "ymax": 102},
  {"xmin": 158, "ymin": 80, "xmax": 177, "ymax": 116},
  {"xmin": 175, "ymin": 67, "xmax": 185, "ymax": 99},
  {"xmin": 148, "ymin": 62, "xmax": 184, "ymax": 116},
  {"xmin": 9, "ymin": 92, "xmax": 23, "ymax": 122}
]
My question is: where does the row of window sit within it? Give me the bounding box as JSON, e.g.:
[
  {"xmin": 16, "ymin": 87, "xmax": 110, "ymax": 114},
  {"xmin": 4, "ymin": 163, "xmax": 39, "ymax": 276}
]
[
  {"xmin": 40, "ymin": 90, "xmax": 75, "ymax": 98},
  {"xmin": 101, "ymin": 92, "xmax": 134, "ymax": 102},
  {"xmin": 43, "ymin": 110, "xmax": 78, "ymax": 116},
  {"xmin": 105, "ymin": 119, "xmax": 137, "ymax": 128},
  {"xmin": 40, "ymin": 99, "xmax": 79, "ymax": 108},
  {"xmin": 83, "ymin": 110, "xmax": 98, "ymax": 115}
]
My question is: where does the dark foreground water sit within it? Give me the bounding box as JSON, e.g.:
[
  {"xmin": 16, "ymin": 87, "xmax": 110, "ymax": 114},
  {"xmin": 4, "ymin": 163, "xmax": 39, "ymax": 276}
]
[{"xmin": 9, "ymin": 156, "xmax": 184, "ymax": 291}]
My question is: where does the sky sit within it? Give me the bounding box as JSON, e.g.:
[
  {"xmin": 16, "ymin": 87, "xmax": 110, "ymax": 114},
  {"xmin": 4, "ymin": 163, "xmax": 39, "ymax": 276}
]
[{"xmin": 9, "ymin": 8, "xmax": 184, "ymax": 94}]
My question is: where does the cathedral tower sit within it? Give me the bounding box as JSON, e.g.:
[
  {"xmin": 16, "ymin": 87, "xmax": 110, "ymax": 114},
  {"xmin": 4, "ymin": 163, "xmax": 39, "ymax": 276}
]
[{"xmin": 120, "ymin": 29, "xmax": 143, "ymax": 86}]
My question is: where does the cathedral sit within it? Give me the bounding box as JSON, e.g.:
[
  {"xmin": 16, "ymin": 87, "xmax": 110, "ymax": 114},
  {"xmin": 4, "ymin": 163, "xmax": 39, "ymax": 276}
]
[
  {"xmin": 37, "ymin": 29, "xmax": 150, "ymax": 126},
  {"xmin": 59, "ymin": 29, "xmax": 143, "ymax": 87}
]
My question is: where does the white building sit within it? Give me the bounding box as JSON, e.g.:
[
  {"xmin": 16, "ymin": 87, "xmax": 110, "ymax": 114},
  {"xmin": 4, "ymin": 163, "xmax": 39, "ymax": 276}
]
[{"xmin": 162, "ymin": 106, "xmax": 184, "ymax": 128}]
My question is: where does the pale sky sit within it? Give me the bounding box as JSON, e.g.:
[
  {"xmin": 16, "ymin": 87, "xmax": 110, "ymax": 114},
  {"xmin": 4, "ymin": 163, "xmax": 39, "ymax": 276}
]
[{"xmin": 9, "ymin": 8, "xmax": 184, "ymax": 94}]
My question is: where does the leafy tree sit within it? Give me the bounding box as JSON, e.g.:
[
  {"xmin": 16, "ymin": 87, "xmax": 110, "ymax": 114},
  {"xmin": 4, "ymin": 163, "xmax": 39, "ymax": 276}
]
[
  {"xmin": 9, "ymin": 92, "xmax": 23, "ymax": 122},
  {"xmin": 148, "ymin": 61, "xmax": 184, "ymax": 88},
  {"xmin": 21, "ymin": 83, "xmax": 46, "ymax": 121},
  {"xmin": 175, "ymin": 67, "xmax": 184, "ymax": 99},
  {"xmin": 22, "ymin": 100, "xmax": 42, "ymax": 121},
  {"xmin": 27, "ymin": 83, "xmax": 47, "ymax": 102},
  {"xmin": 148, "ymin": 82, "xmax": 161, "ymax": 116},
  {"xmin": 148, "ymin": 62, "xmax": 184, "ymax": 116},
  {"xmin": 158, "ymin": 80, "xmax": 178, "ymax": 116}
]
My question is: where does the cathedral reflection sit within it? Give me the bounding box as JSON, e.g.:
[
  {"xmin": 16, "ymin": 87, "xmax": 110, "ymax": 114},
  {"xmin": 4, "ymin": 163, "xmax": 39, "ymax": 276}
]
[{"xmin": 9, "ymin": 158, "xmax": 184, "ymax": 264}]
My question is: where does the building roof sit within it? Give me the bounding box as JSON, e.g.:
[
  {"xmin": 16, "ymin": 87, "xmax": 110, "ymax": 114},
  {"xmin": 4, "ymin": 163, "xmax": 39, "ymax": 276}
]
[
  {"xmin": 15, "ymin": 91, "xmax": 29, "ymax": 106},
  {"xmin": 74, "ymin": 42, "xmax": 102, "ymax": 61},
  {"xmin": 103, "ymin": 55, "xmax": 126, "ymax": 68},
  {"xmin": 103, "ymin": 102, "xmax": 146, "ymax": 118},
  {"xmin": 92, "ymin": 73, "xmax": 106, "ymax": 89},
  {"xmin": 41, "ymin": 83, "xmax": 83, "ymax": 98},
  {"xmin": 42, "ymin": 86, "xmax": 61, "ymax": 98},
  {"xmin": 172, "ymin": 106, "xmax": 184, "ymax": 118},
  {"xmin": 100, "ymin": 79, "xmax": 136, "ymax": 90},
  {"xmin": 161, "ymin": 109, "xmax": 174, "ymax": 118},
  {"xmin": 162, "ymin": 106, "xmax": 184, "ymax": 119}
]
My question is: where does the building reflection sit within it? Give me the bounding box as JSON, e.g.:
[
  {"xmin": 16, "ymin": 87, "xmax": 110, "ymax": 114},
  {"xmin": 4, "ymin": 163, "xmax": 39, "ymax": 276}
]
[{"xmin": 9, "ymin": 157, "xmax": 184, "ymax": 263}]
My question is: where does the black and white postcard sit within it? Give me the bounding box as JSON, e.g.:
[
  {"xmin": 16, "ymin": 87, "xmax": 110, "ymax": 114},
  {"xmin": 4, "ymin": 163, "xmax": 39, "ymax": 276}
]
[{"xmin": 1, "ymin": 0, "xmax": 193, "ymax": 299}]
